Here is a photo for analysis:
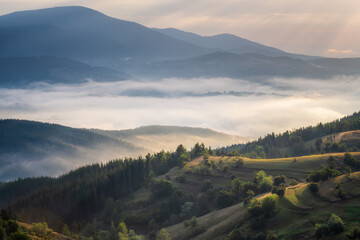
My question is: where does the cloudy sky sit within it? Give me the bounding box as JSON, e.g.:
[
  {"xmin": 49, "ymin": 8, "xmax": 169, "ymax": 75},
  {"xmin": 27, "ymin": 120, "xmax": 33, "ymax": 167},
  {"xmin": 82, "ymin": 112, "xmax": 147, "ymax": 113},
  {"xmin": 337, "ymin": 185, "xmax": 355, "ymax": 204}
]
[{"xmin": 0, "ymin": 0, "xmax": 359, "ymax": 57}]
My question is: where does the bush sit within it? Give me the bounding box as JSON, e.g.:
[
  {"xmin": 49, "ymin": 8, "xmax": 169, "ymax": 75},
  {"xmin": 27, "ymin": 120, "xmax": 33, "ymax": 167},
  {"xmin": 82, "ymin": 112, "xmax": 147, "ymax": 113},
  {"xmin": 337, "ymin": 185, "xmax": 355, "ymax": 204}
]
[
  {"xmin": 0, "ymin": 227, "xmax": 5, "ymax": 240},
  {"xmin": 336, "ymin": 187, "xmax": 346, "ymax": 200},
  {"xmin": 247, "ymin": 194, "xmax": 279, "ymax": 218},
  {"xmin": 151, "ymin": 180, "xmax": 174, "ymax": 198},
  {"xmin": 315, "ymin": 223, "xmax": 328, "ymax": 238},
  {"xmin": 289, "ymin": 179, "xmax": 299, "ymax": 186},
  {"xmin": 227, "ymin": 228, "xmax": 244, "ymax": 240},
  {"xmin": 9, "ymin": 232, "xmax": 30, "ymax": 240},
  {"xmin": 201, "ymin": 179, "xmax": 213, "ymax": 192},
  {"xmin": 266, "ymin": 231, "xmax": 278, "ymax": 240},
  {"xmin": 273, "ymin": 176, "xmax": 286, "ymax": 186},
  {"xmin": 6, "ymin": 221, "xmax": 18, "ymax": 235},
  {"xmin": 327, "ymin": 213, "xmax": 344, "ymax": 234},
  {"xmin": 309, "ymin": 182, "xmax": 319, "ymax": 194},
  {"xmin": 272, "ymin": 183, "xmax": 286, "ymax": 197},
  {"xmin": 184, "ymin": 216, "xmax": 197, "ymax": 228},
  {"xmin": 346, "ymin": 226, "xmax": 360, "ymax": 239},
  {"xmin": 156, "ymin": 228, "xmax": 171, "ymax": 240},
  {"xmin": 175, "ymin": 175, "xmax": 187, "ymax": 183},
  {"xmin": 307, "ymin": 167, "xmax": 341, "ymax": 182},
  {"xmin": 216, "ymin": 190, "xmax": 235, "ymax": 208},
  {"xmin": 31, "ymin": 222, "xmax": 52, "ymax": 238}
]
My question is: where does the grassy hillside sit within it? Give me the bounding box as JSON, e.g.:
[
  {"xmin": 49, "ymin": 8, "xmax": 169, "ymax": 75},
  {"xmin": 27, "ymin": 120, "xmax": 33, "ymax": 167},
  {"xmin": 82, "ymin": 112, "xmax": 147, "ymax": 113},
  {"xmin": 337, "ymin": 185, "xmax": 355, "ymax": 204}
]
[
  {"xmin": 2, "ymin": 115, "xmax": 360, "ymax": 240},
  {"xmin": 162, "ymin": 172, "xmax": 360, "ymax": 240}
]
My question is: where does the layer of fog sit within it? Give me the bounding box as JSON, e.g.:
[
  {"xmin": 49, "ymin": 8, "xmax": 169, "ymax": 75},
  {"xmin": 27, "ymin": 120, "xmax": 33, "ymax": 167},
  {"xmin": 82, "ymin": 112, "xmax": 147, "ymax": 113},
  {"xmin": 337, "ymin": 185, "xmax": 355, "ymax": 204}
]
[{"xmin": 1, "ymin": 77, "xmax": 360, "ymax": 137}]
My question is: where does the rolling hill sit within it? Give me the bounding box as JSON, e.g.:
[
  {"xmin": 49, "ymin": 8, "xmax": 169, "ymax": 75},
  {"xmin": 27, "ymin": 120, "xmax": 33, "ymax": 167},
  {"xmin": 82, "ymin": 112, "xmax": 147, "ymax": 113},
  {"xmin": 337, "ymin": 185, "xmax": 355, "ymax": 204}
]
[
  {"xmin": 0, "ymin": 120, "xmax": 248, "ymax": 181},
  {"xmin": 92, "ymin": 125, "xmax": 249, "ymax": 153},
  {"xmin": 1, "ymin": 113, "xmax": 360, "ymax": 239}
]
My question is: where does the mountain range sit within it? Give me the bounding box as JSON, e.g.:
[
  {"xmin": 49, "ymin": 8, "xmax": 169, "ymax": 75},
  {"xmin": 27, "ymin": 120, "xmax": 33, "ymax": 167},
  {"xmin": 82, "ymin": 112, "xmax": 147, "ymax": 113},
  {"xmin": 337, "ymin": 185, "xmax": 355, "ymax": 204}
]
[{"xmin": 1, "ymin": 6, "xmax": 360, "ymax": 87}]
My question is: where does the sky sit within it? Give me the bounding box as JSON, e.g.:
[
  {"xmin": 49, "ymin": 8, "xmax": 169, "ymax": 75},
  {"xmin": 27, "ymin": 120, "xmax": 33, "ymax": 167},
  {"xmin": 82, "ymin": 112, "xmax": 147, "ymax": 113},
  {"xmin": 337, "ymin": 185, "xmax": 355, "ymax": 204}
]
[{"xmin": 0, "ymin": 0, "xmax": 360, "ymax": 57}]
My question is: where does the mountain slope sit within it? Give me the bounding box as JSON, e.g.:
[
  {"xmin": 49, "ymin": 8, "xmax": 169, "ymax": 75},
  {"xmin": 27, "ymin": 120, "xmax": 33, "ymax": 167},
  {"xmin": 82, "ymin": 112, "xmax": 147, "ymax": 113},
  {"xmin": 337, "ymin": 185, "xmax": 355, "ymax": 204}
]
[
  {"xmin": 92, "ymin": 125, "xmax": 249, "ymax": 152},
  {"xmin": 0, "ymin": 6, "xmax": 210, "ymax": 62},
  {"xmin": 0, "ymin": 56, "xmax": 128, "ymax": 87},
  {"xmin": 153, "ymin": 28, "xmax": 316, "ymax": 60},
  {"xmin": 0, "ymin": 120, "xmax": 248, "ymax": 181},
  {"xmin": 137, "ymin": 52, "xmax": 334, "ymax": 79},
  {"xmin": 0, "ymin": 119, "xmax": 147, "ymax": 181}
]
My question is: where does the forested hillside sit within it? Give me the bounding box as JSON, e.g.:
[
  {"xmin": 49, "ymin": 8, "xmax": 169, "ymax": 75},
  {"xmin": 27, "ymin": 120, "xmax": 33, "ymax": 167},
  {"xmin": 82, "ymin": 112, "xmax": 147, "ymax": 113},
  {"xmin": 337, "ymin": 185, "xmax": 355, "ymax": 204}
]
[{"xmin": 225, "ymin": 111, "xmax": 360, "ymax": 158}]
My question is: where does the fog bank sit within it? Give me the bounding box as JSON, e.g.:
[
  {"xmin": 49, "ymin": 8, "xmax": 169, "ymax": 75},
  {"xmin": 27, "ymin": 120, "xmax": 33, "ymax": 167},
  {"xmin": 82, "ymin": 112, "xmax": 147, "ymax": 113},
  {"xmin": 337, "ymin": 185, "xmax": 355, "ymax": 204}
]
[{"xmin": 1, "ymin": 77, "xmax": 359, "ymax": 137}]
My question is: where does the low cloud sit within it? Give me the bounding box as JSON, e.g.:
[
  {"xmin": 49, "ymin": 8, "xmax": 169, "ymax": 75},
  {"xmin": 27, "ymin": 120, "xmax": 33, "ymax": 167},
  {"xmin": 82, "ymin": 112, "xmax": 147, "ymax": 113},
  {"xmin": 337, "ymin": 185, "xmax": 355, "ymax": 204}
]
[
  {"xmin": 328, "ymin": 49, "xmax": 353, "ymax": 54},
  {"xmin": 0, "ymin": 77, "xmax": 359, "ymax": 138}
]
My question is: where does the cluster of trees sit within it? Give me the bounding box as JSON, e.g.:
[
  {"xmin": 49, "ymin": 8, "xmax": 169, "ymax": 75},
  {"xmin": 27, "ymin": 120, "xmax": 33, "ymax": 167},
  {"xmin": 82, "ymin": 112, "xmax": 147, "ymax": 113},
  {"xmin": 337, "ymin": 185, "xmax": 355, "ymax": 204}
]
[
  {"xmin": 247, "ymin": 194, "xmax": 279, "ymax": 231},
  {"xmin": 0, "ymin": 144, "xmax": 203, "ymax": 234},
  {"xmin": 344, "ymin": 152, "xmax": 360, "ymax": 170},
  {"xmin": 306, "ymin": 156, "xmax": 342, "ymax": 182},
  {"xmin": 314, "ymin": 213, "xmax": 344, "ymax": 239},
  {"xmin": 227, "ymin": 111, "xmax": 360, "ymax": 158},
  {"xmin": 185, "ymin": 157, "xmax": 244, "ymax": 176},
  {"xmin": 215, "ymin": 171, "xmax": 281, "ymax": 208},
  {"xmin": 0, "ymin": 209, "xmax": 30, "ymax": 240}
]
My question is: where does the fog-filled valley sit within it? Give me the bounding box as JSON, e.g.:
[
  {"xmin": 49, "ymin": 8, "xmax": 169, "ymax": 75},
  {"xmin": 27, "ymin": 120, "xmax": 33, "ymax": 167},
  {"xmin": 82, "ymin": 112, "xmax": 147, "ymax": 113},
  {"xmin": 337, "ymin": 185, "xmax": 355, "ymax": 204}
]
[{"xmin": 2, "ymin": 76, "xmax": 359, "ymax": 137}]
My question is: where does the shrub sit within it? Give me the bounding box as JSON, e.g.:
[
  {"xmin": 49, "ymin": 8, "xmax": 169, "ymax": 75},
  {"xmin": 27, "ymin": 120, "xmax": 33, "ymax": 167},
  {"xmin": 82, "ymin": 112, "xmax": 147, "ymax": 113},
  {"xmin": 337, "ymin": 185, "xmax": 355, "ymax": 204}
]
[
  {"xmin": 227, "ymin": 228, "xmax": 244, "ymax": 240},
  {"xmin": 272, "ymin": 183, "xmax": 286, "ymax": 197},
  {"xmin": 307, "ymin": 167, "xmax": 341, "ymax": 182},
  {"xmin": 346, "ymin": 226, "xmax": 360, "ymax": 239},
  {"xmin": 327, "ymin": 213, "xmax": 344, "ymax": 234},
  {"xmin": 184, "ymin": 216, "xmax": 197, "ymax": 228},
  {"xmin": 273, "ymin": 176, "xmax": 286, "ymax": 186},
  {"xmin": 0, "ymin": 227, "xmax": 5, "ymax": 240},
  {"xmin": 289, "ymin": 179, "xmax": 299, "ymax": 186},
  {"xmin": 247, "ymin": 194, "xmax": 279, "ymax": 218},
  {"xmin": 336, "ymin": 187, "xmax": 346, "ymax": 200},
  {"xmin": 156, "ymin": 228, "xmax": 171, "ymax": 240},
  {"xmin": 216, "ymin": 190, "xmax": 235, "ymax": 208},
  {"xmin": 315, "ymin": 223, "xmax": 328, "ymax": 238},
  {"xmin": 309, "ymin": 182, "xmax": 319, "ymax": 194},
  {"xmin": 31, "ymin": 222, "xmax": 52, "ymax": 238},
  {"xmin": 151, "ymin": 180, "xmax": 174, "ymax": 198},
  {"xmin": 266, "ymin": 231, "xmax": 278, "ymax": 240},
  {"xmin": 9, "ymin": 232, "xmax": 30, "ymax": 240},
  {"xmin": 6, "ymin": 221, "xmax": 18, "ymax": 235},
  {"xmin": 201, "ymin": 179, "xmax": 213, "ymax": 192}
]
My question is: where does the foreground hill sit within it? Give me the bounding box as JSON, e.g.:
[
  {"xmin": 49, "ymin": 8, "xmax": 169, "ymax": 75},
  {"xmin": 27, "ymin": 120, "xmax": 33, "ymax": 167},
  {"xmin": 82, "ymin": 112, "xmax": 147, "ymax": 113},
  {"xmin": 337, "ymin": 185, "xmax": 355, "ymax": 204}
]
[
  {"xmin": 0, "ymin": 120, "xmax": 247, "ymax": 181},
  {"xmin": 1, "ymin": 150, "xmax": 359, "ymax": 239}
]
